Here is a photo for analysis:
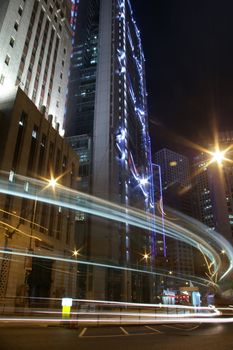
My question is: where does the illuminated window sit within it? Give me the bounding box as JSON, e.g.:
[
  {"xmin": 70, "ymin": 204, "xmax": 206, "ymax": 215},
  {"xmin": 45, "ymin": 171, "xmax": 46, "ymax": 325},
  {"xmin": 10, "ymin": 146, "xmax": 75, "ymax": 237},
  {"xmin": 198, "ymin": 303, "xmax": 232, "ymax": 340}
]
[
  {"xmin": 9, "ymin": 171, "xmax": 15, "ymax": 182},
  {"xmin": 169, "ymin": 161, "xmax": 177, "ymax": 167},
  {"xmin": 32, "ymin": 126, "xmax": 38, "ymax": 139},
  {"xmin": 24, "ymin": 182, "xmax": 29, "ymax": 192}
]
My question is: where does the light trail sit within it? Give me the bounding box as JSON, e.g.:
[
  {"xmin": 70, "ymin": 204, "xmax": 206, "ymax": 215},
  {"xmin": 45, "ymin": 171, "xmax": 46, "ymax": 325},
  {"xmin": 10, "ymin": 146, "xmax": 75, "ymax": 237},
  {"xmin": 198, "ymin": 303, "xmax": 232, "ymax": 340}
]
[
  {"xmin": 0, "ymin": 247, "xmax": 214, "ymax": 287},
  {"xmin": 32, "ymin": 311, "xmax": 220, "ymax": 318},
  {"xmin": 1, "ymin": 316, "xmax": 233, "ymax": 325},
  {"xmin": 0, "ymin": 172, "xmax": 232, "ymax": 285}
]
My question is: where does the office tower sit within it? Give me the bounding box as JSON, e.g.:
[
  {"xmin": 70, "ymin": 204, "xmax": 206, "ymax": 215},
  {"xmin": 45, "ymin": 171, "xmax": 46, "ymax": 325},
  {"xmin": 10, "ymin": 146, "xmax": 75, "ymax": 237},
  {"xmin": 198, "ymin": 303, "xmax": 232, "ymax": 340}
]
[
  {"xmin": 152, "ymin": 163, "xmax": 166, "ymax": 257},
  {"xmin": 65, "ymin": 0, "xmax": 154, "ymax": 301},
  {"xmin": 192, "ymin": 131, "xmax": 233, "ymax": 243},
  {"xmin": 154, "ymin": 148, "xmax": 195, "ymax": 280},
  {"xmin": 0, "ymin": 89, "xmax": 79, "ymax": 304},
  {"xmin": 0, "ymin": 0, "xmax": 72, "ymax": 135}
]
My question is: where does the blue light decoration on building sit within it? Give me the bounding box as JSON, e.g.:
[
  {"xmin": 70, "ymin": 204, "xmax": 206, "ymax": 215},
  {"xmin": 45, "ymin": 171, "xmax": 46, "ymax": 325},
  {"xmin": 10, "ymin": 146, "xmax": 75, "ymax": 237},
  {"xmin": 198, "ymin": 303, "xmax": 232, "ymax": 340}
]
[
  {"xmin": 70, "ymin": 0, "xmax": 79, "ymax": 44},
  {"xmin": 115, "ymin": 0, "xmax": 156, "ymax": 258}
]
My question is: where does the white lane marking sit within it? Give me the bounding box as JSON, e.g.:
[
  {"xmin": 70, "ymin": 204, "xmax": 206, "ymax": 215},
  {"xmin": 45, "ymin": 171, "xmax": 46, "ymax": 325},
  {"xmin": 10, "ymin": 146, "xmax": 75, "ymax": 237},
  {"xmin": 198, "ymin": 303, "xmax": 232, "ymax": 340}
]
[
  {"xmin": 161, "ymin": 324, "xmax": 201, "ymax": 332},
  {"xmin": 81, "ymin": 331, "xmax": 163, "ymax": 339},
  {"xmin": 185, "ymin": 324, "xmax": 200, "ymax": 331},
  {"xmin": 79, "ymin": 334, "xmax": 127, "ymax": 339},
  {"xmin": 120, "ymin": 326, "xmax": 129, "ymax": 335},
  {"xmin": 79, "ymin": 327, "xmax": 87, "ymax": 337},
  {"xmin": 161, "ymin": 324, "xmax": 185, "ymax": 330},
  {"xmin": 145, "ymin": 325, "xmax": 163, "ymax": 334}
]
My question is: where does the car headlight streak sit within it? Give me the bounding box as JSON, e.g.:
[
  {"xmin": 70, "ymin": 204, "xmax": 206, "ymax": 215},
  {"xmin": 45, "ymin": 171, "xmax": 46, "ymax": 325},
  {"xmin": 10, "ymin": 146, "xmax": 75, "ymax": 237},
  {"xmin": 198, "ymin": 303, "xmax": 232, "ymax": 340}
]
[{"xmin": 0, "ymin": 172, "xmax": 232, "ymax": 286}]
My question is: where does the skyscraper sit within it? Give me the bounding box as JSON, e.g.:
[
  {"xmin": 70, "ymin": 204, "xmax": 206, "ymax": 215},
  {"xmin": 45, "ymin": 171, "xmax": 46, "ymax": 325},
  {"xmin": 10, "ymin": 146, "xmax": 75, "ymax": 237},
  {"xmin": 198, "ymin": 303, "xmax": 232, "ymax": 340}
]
[
  {"xmin": 0, "ymin": 0, "xmax": 72, "ymax": 135},
  {"xmin": 65, "ymin": 0, "xmax": 154, "ymax": 301},
  {"xmin": 154, "ymin": 148, "xmax": 195, "ymax": 280},
  {"xmin": 192, "ymin": 132, "xmax": 233, "ymax": 243}
]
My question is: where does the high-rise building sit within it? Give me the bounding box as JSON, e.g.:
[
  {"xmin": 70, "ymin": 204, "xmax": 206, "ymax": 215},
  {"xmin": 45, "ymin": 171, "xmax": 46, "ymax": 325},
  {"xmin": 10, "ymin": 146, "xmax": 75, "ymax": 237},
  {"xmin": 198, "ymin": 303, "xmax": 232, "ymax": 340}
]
[
  {"xmin": 0, "ymin": 0, "xmax": 72, "ymax": 135},
  {"xmin": 65, "ymin": 0, "xmax": 155, "ymax": 301},
  {"xmin": 154, "ymin": 148, "xmax": 195, "ymax": 280},
  {"xmin": 192, "ymin": 132, "xmax": 233, "ymax": 243},
  {"xmin": 0, "ymin": 88, "xmax": 79, "ymax": 305}
]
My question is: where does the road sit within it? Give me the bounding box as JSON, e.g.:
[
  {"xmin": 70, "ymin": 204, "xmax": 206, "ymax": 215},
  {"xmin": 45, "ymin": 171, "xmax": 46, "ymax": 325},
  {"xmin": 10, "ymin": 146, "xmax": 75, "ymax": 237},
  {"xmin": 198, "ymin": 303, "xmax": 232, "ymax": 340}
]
[{"xmin": 0, "ymin": 323, "xmax": 233, "ymax": 350}]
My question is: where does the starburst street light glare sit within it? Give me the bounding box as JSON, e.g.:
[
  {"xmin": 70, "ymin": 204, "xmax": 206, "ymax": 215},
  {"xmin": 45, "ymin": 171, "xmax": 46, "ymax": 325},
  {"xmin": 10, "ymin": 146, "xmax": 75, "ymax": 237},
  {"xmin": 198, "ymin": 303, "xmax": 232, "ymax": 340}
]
[
  {"xmin": 142, "ymin": 252, "xmax": 150, "ymax": 262},
  {"xmin": 48, "ymin": 176, "xmax": 57, "ymax": 189},
  {"xmin": 207, "ymin": 142, "xmax": 233, "ymax": 167},
  {"xmin": 72, "ymin": 249, "xmax": 79, "ymax": 257},
  {"xmin": 211, "ymin": 149, "xmax": 226, "ymax": 165}
]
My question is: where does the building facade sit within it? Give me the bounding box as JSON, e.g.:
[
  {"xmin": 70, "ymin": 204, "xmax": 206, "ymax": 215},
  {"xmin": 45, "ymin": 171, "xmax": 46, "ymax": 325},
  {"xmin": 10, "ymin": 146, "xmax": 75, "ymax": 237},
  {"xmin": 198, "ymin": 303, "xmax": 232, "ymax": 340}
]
[
  {"xmin": 65, "ymin": 0, "xmax": 155, "ymax": 301},
  {"xmin": 0, "ymin": 88, "xmax": 79, "ymax": 307},
  {"xmin": 0, "ymin": 0, "xmax": 72, "ymax": 135},
  {"xmin": 154, "ymin": 148, "xmax": 195, "ymax": 281},
  {"xmin": 192, "ymin": 132, "xmax": 233, "ymax": 243}
]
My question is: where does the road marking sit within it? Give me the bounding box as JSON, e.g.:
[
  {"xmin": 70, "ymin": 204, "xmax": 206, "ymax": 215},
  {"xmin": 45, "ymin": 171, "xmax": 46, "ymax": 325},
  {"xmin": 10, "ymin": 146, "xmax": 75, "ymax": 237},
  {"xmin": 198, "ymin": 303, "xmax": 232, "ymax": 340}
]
[
  {"xmin": 120, "ymin": 326, "xmax": 129, "ymax": 335},
  {"xmin": 81, "ymin": 331, "xmax": 163, "ymax": 339},
  {"xmin": 79, "ymin": 327, "xmax": 87, "ymax": 337},
  {"xmin": 161, "ymin": 324, "xmax": 186, "ymax": 330},
  {"xmin": 145, "ymin": 325, "xmax": 163, "ymax": 334},
  {"xmin": 80, "ymin": 334, "xmax": 127, "ymax": 339},
  {"xmin": 161, "ymin": 324, "xmax": 200, "ymax": 332},
  {"xmin": 186, "ymin": 324, "xmax": 200, "ymax": 331}
]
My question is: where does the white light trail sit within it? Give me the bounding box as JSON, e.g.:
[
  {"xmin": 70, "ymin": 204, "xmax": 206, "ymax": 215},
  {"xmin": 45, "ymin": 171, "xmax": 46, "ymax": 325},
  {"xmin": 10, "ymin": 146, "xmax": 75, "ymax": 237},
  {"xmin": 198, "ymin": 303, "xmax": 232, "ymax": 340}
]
[{"xmin": 0, "ymin": 172, "xmax": 232, "ymax": 285}]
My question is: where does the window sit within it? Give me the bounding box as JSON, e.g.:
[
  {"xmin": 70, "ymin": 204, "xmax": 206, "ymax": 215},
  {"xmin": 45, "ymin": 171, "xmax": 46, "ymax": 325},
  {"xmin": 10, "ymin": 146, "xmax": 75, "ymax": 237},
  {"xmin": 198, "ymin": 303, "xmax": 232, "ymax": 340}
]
[
  {"xmin": 62, "ymin": 155, "xmax": 67, "ymax": 170},
  {"xmin": 28, "ymin": 125, "xmax": 38, "ymax": 173},
  {"xmin": 10, "ymin": 37, "xmax": 15, "ymax": 47},
  {"xmin": 14, "ymin": 22, "xmax": 19, "ymax": 31},
  {"xmin": 58, "ymin": 86, "xmax": 61, "ymax": 93},
  {"xmin": 5, "ymin": 55, "xmax": 10, "ymax": 66},
  {"xmin": 18, "ymin": 7, "xmax": 23, "ymax": 16},
  {"xmin": 12, "ymin": 111, "xmax": 27, "ymax": 169},
  {"xmin": 32, "ymin": 125, "xmax": 38, "ymax": 139}
]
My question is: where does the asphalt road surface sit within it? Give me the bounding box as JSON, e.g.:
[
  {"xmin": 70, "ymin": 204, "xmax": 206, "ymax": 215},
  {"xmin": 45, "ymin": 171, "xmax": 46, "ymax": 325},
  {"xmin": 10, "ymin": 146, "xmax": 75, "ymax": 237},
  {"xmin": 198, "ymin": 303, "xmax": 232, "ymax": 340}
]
[{"xmin": 0, "ymin": 323, "xmax": 233, "ymax": 350}]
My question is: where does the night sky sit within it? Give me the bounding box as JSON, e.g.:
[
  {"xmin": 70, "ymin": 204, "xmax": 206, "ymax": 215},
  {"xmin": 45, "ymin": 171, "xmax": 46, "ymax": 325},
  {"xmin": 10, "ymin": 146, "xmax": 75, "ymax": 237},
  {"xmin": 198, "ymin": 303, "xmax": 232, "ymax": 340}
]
[{"xmin": 133, "ymin": 0, "xmax": 233, "ymax": 155}]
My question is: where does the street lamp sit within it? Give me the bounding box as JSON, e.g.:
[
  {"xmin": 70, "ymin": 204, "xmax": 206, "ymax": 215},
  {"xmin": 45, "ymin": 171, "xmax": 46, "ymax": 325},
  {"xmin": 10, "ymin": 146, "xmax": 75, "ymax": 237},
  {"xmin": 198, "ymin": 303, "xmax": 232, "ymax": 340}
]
[
  {"xmin": 48, "ymin": 176, "xmax": 57, "ymax": 190},
  {"xmin": 72, "ymin": 249, "xmax": 79, "ymax": 257},
  {"xmin": 212, "ymin": 151, "xmax": 225, "ymax": 165},
  {"xmin": 210, "ymin": 149, "xmax": 226, "ymax": 166},
  {"xmin": 143, "ymin": 253, "xmax": 149, "ymax": 262}
]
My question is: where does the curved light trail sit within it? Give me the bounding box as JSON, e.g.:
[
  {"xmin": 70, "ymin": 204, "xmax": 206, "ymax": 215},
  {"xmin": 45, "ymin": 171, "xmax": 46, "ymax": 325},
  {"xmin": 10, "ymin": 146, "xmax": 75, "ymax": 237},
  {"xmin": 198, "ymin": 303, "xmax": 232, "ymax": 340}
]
[{"xmin": 0, "ymin": 172, "xmax": 232, "ymax": 287}]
